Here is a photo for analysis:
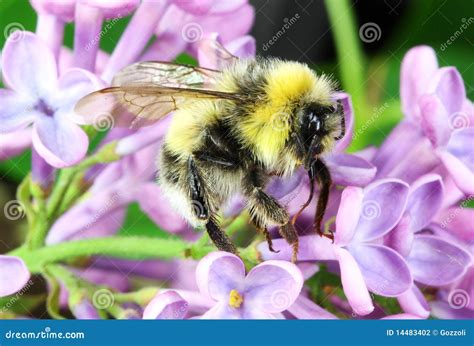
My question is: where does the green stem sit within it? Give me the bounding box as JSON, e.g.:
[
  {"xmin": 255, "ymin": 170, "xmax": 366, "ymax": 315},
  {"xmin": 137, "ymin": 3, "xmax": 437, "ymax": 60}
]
[
  {"xmin": 10, "ymin": 236, "xmax": 214, "ymax": 273},
  {"xmin": 324, "ymin": 0, "xmax": 369, "ymax": 151}
]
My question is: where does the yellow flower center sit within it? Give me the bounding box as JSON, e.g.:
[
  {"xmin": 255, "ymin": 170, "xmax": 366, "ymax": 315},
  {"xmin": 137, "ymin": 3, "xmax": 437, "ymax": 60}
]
[{"xmin": 228, "ymin": 289, "xmax": 244, "ymax": 308}]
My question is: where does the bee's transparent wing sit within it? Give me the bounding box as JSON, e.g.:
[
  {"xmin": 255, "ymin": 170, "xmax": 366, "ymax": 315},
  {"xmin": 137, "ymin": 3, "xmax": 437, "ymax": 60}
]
[
  {"xmin": 112, "ymin": 61, "xmax": 222, "ymax": 89},
  {"xmin": 198, "ymin": 36, "xmax": 239, "ymax": 70},
  {"xmin": 74, "ymin": 85, "xmax": 241, "ymax": 129}
]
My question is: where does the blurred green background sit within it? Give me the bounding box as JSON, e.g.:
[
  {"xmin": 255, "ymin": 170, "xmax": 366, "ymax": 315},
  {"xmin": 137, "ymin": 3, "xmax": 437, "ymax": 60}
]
[{"xmin": 0, "ymin": 0, "xmax": 472, "ymax": 246}]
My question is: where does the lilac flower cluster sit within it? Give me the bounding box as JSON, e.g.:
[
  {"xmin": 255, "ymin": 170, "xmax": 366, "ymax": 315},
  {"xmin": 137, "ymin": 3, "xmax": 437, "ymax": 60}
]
[{"xmin": 0, "ymin": 1, "xmax": 472, "ymax": 320}]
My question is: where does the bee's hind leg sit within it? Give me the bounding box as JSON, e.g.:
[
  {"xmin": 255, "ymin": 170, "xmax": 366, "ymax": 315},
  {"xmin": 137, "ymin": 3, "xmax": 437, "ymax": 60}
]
[
  {"xmin": 187, "ymin": 156, "xmax": 237, "ymax": 254},
  {"xmin": 309, "ymin": 158, "xmax": 333, "ymax": 242},
  {"xmin": 244, "ymin": 168, "xmax": 298, "ymax": 262}
]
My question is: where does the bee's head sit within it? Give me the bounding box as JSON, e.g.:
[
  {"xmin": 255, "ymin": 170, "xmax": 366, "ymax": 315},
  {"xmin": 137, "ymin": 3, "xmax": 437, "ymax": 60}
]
[{"xmin": 293, "ymin": 100, "xmax": 345, "ymax": 168}]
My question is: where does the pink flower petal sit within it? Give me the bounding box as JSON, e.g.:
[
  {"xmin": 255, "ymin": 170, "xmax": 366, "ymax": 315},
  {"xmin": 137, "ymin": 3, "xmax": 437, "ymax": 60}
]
[
  {"xmin": 349, "ymin": 244, "xmax": 412, "ymax": 296},
  {"xmin": 136, "ymin": 183, "xmax": 192, "ymax": 234},
  {"xmin": 324, "ymin": 153, "xmax": 377, "ymax": 187},
  {"xmin": 287, "ymin": 295, "xmax": 338, "ymax": 319},
  {"xmin": 0, "ymin": 128, "xmax": 32, "ymax": 159},
  {"xmin": 427, "ymin": 67, "xmax": 466, "ymax": 116},
  {"xmin": 196, "ymin": 252, "xmax": 245, "ymax": 302},
  {"xmin": 200, "ymin": 301, "xmax": 241, "ymax": 319},
  {"xmin": 335, "ymin": 186, "xmax": 364, "ymax": 246},
  {"xmin": 257, "ymin": 235, "xmax": 337, "ymax": 262},
  {"xmin": 244, "ymin": 260, "xmax": 303, "ymax": 313},
  {"xmin": 0, "ymin": 89, "xmax": 37, "ymax": 133},
  {"xmin": 384, "ymin": 214, "xmax": 414, "ymax": 257},
  {"xmin": 143, "ymin": 291, "xmax": 188, "ymax": 319},
  {"xmin": 400, "ymin": 45, "xmax": 439, "ymax": 121},
  {"xmin": 32, "ymin": 112, "xmax": 89, "ymax": 167},
  {"xmin": 419, "ymin": 94, "xmax": 451, "ymax": 147},
  {"xmin": 406, "ymin": 174, "xmax": 444, "ymax": 230},
  {"xmin": 407, "ymin": 235, "xmax": 471, "ymax": 286},
  {"xmin": 354, "ymin": 179, "xmax": 409, "ymax": 242},
  {"xmin": 334, "ymin": 247, "xmax": 374, "ymax": 316},
  {"xmin": 438, "ymin": 128, "xmax": 474, "ymax": 194},
  {"xmin": 0, "ymin": 255, "xmax": 30, "ymax": 297},
  {"xmin": 397, "ymin": 285, "xmax": 430, "ymax": 318},
  {"xmin": 2, "ymin": 31, "xmax": 57, "ymax": 97}
]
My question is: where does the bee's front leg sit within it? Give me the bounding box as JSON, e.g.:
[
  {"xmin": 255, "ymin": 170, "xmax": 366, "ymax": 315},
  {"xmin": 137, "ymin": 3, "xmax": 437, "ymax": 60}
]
[{"xmin": 308, "ymin": 158, "xmax": 333, "ymax": 241}]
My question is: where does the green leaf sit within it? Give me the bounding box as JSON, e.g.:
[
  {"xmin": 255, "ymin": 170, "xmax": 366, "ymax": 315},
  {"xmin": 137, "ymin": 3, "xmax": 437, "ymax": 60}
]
[{"xmin": 42, "ymin": 269, "xmax": 66, "ymax": 319}]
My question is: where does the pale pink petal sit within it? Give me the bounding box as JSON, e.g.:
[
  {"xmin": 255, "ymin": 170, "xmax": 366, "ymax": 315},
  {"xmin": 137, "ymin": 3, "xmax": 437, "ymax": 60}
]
[
  {"xmin": 196, "ymin": 252, "xmax": 245, "ymax": 302},
  {"xmin": 0, "ymin": 256, "xmax": 30, "ymax": 297},
  {"xmin": 334, "ymin": 247, "xmax": 374, "ymax": 316},
  {"xmin": 335, "ymin": 186, "xmax": 364, "ymax": 246}
]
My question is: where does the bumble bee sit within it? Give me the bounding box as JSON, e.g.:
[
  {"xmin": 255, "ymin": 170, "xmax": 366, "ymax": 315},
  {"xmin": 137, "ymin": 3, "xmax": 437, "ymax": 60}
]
[{"xmin": 75, "ymin": 41, "xmax": 345, "ymax": 262}]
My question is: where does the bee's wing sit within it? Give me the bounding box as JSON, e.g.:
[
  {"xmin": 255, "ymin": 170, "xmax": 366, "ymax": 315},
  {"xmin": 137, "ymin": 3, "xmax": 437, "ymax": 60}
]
[
  {"xmin": 74, "ymin": 85, "xmax": 240, "ymax": 129},
  {"xmin": 111, "ymin": 61, "xmax": 222, "ymax": 89},
  {"xmin": 198, "ymin": 36, "xmax": 239, "ymax": 70}
]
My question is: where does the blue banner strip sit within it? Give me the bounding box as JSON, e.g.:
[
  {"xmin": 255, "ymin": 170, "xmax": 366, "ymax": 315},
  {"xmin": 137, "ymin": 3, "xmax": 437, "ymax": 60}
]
[{"xmin": 0, "ymin": 320, "xmax": 472, "ymax": 346}]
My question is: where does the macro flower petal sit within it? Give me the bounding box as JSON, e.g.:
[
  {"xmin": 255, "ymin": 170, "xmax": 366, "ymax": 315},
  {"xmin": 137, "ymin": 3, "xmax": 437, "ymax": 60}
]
[
  {"xmin": 32, "ymin": 112, "xmax": 89, "ymax": 167},
  {"xmin": 334, "ymin": 247, "xmax": 374, "ymax": 316},
  {"xmin": 438, "ymin": 128, "xmax": 474, "ymax": 194},
  {"xmin": 0, "ymin": 256, "xmax": 30, "ymax": 297},
  {"xmin": 407, "ymin": 235, "xmax": 471, "ymax": 286},
  {"xmin": 2, "ymin": 31, "xmax": 57, "ymax": 97},
  {"xmin": 0, "ymin": 90, "xmax": 37, "ymax": 133},
  {"xmin": 427, "ymin": 67, "xmax": 466, "ymax": 116},
  {"xmin": 435, "ymin": 207, "xmax": 474, "ymax": 244},
  {"xmin": 349, "ymin": 243, "xmax": 412, "ymax": 296},
  {"xmin": 419, "ymin": 94, "xmax": 451, "ymax": 147},
  {"xmin": 400, "ymin": 45, "xmax": 438, "ymax": 121},
  {"xmin": 335, "ymin": 186, "xmax": 363, "ymax": 246},
  {"xmin": 30, "ymin": 0, "xmax": 76, "ymax": 21},
  {"xmin": 143, "ymin": 291, "xmax": 188, "ymax": 319},
  {"xmin": 384, "ymin": 214, "xmax": 413, "ymax": 257},
  {"xmin": 244, "ymin": 260, "xmax": 303, "ymax": 313},
  {"xmin": 136, "ymin": 182, "xmax": 192, "ymax": 234},
  {"xmin": 257, "ymin": 235, "xmax": 337, "ymax": 262},
  {"xmin": 0, "ymin": 128, "xmax": 32, "ymax": 160},
  {"xmin": 196, "ymin": 252, "xmax": 245, "ymax": 302},
  {"xmin": 406, "ymin": 174, "xmax": 444, "ymax": 230},
  {"xmin": 52, "ymin": 68, "xmax": 102, "ymax": 111},
  {"xmin": 200, "ymin": 301, "xmax": 241, "ymax": 319},
  {"xmin": 287, "ymin": 295, "xmax": 338, "ymax": 319},
  {"xmin": 397, "ymin": 285, "xmax": 430, "ymax": 318},
  {"xmin": 224, "ymin": 35, "xmax": 256, "ymax": 58},
  {"xmin": 354, "ymin": 179, "xmax": 409, "ymax": 242},
  {"xmin": 430, "ymin": 301, "xmax": 474, "ymax": 319},
  {"xmin": 325, "ymin": 153, "xmax": 376, "ymax": 187}
]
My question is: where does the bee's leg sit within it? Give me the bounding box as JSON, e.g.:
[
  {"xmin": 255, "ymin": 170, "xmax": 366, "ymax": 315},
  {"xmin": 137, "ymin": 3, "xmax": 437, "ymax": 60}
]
[
  {"xmin": 244, "ymin": 170, "xmax": 299, "ymax": 262},
  {"xmin": 205, "ymin": 216, "xmax": 238, "ymax": 255},
  {"xmin": 309, "ymin": 158, "xmax": 333, "ymax": 241},
  {"xmin": 187, "ymin": 157, "xmax": 237, "ymax": 254},
  {"xmin": 249, "ymin": 218, "xmax": 278, "ymax": 253}
]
